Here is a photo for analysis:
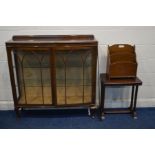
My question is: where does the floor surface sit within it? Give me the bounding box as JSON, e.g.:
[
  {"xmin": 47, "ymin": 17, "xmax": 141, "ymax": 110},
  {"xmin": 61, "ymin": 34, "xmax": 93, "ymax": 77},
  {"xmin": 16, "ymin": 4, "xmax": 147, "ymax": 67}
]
[{"xmin": 0, "ymin": 108, "xmax": 155, "ymax": 129}]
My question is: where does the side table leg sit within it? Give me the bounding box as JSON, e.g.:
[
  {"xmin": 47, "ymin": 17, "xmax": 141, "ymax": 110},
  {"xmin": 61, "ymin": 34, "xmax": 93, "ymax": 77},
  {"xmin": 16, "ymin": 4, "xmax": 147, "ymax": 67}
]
[
  {"xmin": 130, "ymin": 86, "xmax": 135, "ymax": 111},
  {"xmin": 100, "ymin": 83, "xmax": 105, "ymax": 120},
  {"xmin": 132, "ymin": 85, "xmax": 138, "ymax": 119}
]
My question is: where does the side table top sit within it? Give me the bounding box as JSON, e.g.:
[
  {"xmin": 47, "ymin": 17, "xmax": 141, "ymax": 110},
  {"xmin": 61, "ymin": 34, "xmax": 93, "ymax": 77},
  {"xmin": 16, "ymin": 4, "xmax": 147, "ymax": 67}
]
[{"xmin": 100, "ymin": 73, "xmax": 142, "ymax": 86}]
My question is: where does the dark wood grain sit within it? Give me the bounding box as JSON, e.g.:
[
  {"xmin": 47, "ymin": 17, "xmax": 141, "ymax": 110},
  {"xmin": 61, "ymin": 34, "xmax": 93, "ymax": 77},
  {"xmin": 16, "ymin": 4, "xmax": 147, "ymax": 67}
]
[
  {"xmin": 100, "ymin": 73, "xmax": 142, "ymax": 86},
  {"xmin": 106, "ymin": 44, "xmax": 137, "ymax": 79},
  {"xmin": 6, "ymin": 35, "xmax": 97, "ymax": 47}
]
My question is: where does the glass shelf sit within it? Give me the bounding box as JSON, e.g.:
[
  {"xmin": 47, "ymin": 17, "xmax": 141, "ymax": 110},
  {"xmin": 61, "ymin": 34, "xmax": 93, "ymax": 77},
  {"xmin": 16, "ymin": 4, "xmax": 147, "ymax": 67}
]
[
  {"xmin": 17, "ymin": 84, "xmax": 92, "ymax": 87},
  {"xmin": 17, "ymin": 67, "xmax": 51, "ymax": 69}
]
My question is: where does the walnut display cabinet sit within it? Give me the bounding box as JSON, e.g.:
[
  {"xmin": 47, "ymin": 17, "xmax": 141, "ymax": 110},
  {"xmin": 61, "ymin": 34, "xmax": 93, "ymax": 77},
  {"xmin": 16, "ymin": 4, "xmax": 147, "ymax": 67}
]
[{"xmin": 6, "ymin": 35, "xmax": 98, "ymax": 117}]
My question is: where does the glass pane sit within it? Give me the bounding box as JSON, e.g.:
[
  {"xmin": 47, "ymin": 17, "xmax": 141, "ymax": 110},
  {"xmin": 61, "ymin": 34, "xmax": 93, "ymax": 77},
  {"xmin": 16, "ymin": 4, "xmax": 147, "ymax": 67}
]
[
  {"xmin": 56, "ymin": 49, "xmax": 92, "ymax": 105},
  {"xmin": 14, "ymin": 50, "xmax": 52, "ymax": 105},
  {"xmin": 57, "ymin": 87, "xmax": 65, "ymax": 105},
  {"xmin": 84, "ymin": 86, "xmax": 92, "ymax": 103},
  {"xmin": 66, "ymin": 86, "xmax": 83, "ymax": 104}
]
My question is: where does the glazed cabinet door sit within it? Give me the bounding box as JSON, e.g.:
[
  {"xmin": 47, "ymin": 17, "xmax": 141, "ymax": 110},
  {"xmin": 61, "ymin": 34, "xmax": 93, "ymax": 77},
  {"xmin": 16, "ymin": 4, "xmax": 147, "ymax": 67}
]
[
  {"xmin": 12, "ymin": 48, "xmax": 53, "ymax": 105},
  {"xmin": 54, "ymin": 46, "xmax": 97, "ymax": 106}
]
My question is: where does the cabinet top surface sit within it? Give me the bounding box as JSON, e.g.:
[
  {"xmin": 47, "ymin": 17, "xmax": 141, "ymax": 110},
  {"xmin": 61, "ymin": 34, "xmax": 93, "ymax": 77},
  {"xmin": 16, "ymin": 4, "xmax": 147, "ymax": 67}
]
[{"xmin": 6, "ymin": 35, "xmax": 98, "ymax": 46}]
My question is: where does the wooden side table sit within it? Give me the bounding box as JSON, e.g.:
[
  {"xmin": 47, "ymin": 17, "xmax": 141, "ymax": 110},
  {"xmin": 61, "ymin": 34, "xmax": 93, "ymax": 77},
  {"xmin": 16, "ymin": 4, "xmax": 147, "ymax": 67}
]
[{"xmin": 100, "ymin": 73, "xmax": 142, "ymax": 120}]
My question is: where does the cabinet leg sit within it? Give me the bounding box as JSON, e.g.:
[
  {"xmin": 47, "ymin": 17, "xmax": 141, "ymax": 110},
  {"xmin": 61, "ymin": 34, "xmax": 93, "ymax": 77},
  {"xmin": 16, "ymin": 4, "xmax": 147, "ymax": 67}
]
[
  {"xmin": 15, "ymin": 108, "xmax": 21, "ymax": 118},
  {"xmin": 88, "ymin": 107, "xmax": 95, "ymax": 118},
  {"xmin": 20, "ymin": 107, "xmax": 24, "ymax": 111},
  {"xmin": 88, "ymin": 107, "xmax": 91, "ymax": 116}
]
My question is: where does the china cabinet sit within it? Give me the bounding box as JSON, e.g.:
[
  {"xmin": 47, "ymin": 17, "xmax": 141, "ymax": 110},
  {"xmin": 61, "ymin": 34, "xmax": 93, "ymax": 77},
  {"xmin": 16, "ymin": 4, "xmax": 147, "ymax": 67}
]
[{"xmin": 6, "ymin": 35, "xmax": 98, "ymax": 116}]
